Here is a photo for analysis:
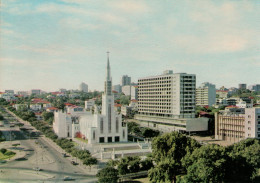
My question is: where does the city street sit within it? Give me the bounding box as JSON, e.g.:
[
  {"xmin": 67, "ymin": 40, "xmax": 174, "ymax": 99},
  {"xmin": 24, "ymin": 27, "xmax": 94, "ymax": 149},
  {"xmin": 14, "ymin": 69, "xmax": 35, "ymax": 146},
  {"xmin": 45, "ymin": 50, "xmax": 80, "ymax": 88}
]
[{"xmin": 0, "ymin": 108, "xmax": 97, "ymax": 183}]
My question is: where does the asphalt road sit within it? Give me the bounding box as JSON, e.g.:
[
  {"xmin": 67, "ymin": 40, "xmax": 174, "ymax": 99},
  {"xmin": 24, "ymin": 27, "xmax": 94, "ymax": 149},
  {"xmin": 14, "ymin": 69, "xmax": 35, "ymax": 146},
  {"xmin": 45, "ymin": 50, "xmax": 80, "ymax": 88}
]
[{"xmin": 0, "ymin": 107, "xmax": 97, "ymax": 183}]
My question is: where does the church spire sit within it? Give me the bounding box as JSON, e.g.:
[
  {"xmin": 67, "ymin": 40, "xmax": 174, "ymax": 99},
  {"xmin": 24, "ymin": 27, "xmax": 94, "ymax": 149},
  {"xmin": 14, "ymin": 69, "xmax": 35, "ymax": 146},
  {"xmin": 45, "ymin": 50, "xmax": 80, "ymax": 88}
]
[
  {"xmin": 104, "ymin": 51, "xmax": 112, "ymax": 95},
  {"xmin": 106, "ymin": 51, "xmax": 111, "ymax": 81}
]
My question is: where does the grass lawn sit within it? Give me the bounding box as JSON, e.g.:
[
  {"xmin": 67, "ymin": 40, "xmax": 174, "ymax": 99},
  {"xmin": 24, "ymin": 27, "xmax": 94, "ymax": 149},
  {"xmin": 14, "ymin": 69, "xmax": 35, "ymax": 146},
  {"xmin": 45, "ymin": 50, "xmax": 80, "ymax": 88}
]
[{"xmin": 0, "ymin": 150, "xmax": 16, "ymax": 160}]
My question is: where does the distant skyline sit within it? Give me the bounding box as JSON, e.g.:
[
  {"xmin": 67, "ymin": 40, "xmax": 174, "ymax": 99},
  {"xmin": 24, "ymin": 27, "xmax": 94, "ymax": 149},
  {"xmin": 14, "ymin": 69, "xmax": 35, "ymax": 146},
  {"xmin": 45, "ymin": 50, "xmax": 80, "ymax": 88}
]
[{"xmin": 0, "ymin": 0, "xmax": 259, "ymax": 92}]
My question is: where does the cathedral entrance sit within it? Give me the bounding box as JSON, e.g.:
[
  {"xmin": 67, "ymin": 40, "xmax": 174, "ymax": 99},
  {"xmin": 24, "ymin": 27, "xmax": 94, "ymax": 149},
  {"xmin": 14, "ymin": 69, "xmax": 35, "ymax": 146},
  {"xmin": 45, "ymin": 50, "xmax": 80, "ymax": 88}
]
[
  {"xmin": 108, "ymin": 137, "xmax": 113, "ymax": 142},
  {"xmin": 99, "ymin": 137, "xmax": 104, "ymax": 143},
  {"xmin": 115, "ymin": 136, "xmax": 120, "ymax": 142}
]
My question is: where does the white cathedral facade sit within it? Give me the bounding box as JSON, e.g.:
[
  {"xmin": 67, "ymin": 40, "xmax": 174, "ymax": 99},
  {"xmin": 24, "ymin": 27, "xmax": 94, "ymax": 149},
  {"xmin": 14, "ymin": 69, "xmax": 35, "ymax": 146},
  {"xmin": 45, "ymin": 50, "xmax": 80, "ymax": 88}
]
[{"xmin": 53, "ymin": 54, "xmax": 128, "ymax": 144}]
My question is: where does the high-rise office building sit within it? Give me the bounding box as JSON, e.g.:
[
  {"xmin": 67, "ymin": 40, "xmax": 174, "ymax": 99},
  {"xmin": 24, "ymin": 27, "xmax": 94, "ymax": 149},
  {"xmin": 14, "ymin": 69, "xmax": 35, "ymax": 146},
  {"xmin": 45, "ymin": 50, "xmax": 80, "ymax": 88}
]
[
  {"xmin": 238, "ymin": 84, "xmax": 247, "ymax": 90},
  {"xmin": 196, "ymin": 82, "xmax": 216, "ymax": 106},
  {"xmin": 138, "ymin": 70, "xmax": 196, "ymax": 119},
  {"xmin": 121, "ymin": 75, "xmax": 131, "ymax": 86}
]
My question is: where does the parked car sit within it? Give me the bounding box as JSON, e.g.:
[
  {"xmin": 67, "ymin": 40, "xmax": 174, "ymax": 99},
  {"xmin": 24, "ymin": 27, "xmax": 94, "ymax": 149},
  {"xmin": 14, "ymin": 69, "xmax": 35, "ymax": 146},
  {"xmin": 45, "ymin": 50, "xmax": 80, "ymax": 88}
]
[
  {"xmin": 33, "ymin": 167, "xmax": 42, "ymax": 171},
  {"xmin": 63, "ymin": 176, "xmax": 75, "ymax": 181},
  {"xmin": 71, "ymin": 161, "xmax": 77, "ymax": 165}
]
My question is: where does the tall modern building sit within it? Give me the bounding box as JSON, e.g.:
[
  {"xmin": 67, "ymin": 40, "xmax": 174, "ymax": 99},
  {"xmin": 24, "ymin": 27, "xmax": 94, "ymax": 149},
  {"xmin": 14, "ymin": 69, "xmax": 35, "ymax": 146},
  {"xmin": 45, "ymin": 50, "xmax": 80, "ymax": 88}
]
[
  {"xmin": 138, "ymin": 70, "xmax": 196, "ymax": 119},
  {"xmin": 79, "ymin": 82, "xmax": 88, "ymax": 93},
  {"xmin": 248, "ymin": 84, "xmax": 260, "ymax": 92},
  {"xmin": 121, "ymin": 75, "xmax": 131, "ymax": 86},
  {"xmin": 196, "ymin": 82, "xmax": 216, "ymax": 106},
  {"xmin": 112, "ymin": 84, "xmax": 122, "ymax": 93},
  {"xmin": 238, "ymin": 84, "xmax": 247, "ymax": 90}
]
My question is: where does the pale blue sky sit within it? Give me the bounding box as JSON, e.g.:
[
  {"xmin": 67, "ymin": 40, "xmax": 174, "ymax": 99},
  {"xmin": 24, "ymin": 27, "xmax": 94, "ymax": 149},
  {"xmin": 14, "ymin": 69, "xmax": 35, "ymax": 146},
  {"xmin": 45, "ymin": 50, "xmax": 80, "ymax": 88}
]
[{"xmin": 0, "ymin": 0, "xmax": 259, "ymax": 92}]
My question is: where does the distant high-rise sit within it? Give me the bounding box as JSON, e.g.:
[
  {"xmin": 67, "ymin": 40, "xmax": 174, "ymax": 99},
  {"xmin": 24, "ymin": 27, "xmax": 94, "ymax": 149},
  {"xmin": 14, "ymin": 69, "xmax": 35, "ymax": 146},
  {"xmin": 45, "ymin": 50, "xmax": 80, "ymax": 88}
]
[
  {"xmin": 30, "ymin": 89, "xmax": 41, "ymax": 95},
  {"xmin": 248, "ymin": 84, "xmax": 260, "ymax": 92},
  {"xmin": 112, "ymin": 84, "xmax": 122, "ymax": 93},
  {"xmin": 239, "ymin": 84, "xmax": 247, "ymax": 90},
  {"xmin": 121, "ymin": 75, "xmax": 131, "ymax": 86},
  {"xmin": 79, "ymin": 82, "xmax": 88, "ymax": 93},
  {"xmin": 196, "ymin": 82, "xmax": 216, "ymax": 106}
]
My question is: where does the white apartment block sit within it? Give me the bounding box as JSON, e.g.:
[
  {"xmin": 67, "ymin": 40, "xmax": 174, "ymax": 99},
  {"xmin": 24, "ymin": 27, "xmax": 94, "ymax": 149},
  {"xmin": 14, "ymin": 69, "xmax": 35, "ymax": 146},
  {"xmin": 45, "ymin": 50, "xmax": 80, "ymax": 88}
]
[
  {"xmin": 196, "ymin": 82, "xmax": 216, "ymax": 106},
  {"xmin": 122, "ymin": 85, "xmax": 138, "ymax": 100},
  {"xmin": 138, "ymin": 71, "xmax": 196, "ymax": 119},
  {"xmin": 215, "ymin": 107, "xmax": 260, "ymax": 142}
]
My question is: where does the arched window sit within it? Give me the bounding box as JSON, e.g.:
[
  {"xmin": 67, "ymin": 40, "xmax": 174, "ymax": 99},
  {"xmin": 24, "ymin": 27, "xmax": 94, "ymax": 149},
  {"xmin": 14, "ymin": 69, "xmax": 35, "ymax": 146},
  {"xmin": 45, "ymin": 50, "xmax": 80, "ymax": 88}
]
[
  {"xmin": 123, "ymin": 129, "xmax": 125, "ymax": 139},
  {"xmin": 100, "ymin": 118, "xmax": 103, "ymax": 134},
  {"xmin": 93, "ymin": 131, "xmax": 96, "ymax": 140},
  {"xmin": 116, "ymin": 117, "xmax": 119, "ymax": 133}
]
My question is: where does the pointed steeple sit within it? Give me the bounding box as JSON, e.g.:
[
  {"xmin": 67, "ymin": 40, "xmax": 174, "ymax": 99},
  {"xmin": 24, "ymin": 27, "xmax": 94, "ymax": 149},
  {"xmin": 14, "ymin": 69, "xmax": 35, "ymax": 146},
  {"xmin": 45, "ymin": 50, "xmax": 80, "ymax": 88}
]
[
  {"xmin": 106, "ymin": 51, "xmax": 111, "ymax": 81},
  {"xmin": 104, "ymin": 51, "xmax": 112, "ymax": 95}
]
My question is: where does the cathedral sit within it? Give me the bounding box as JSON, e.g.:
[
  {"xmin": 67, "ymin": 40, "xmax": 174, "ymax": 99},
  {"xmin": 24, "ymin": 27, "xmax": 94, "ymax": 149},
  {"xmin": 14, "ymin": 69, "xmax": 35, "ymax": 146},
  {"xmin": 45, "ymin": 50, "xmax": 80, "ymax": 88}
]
[{"xmin": 53, "ymin": 53, "xmax": 128, "ymax": 144}]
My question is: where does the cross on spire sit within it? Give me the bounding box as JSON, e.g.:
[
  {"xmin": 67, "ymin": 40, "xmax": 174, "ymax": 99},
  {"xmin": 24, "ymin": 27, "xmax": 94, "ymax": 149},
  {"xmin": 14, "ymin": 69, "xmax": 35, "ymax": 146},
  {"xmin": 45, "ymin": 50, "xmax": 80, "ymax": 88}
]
[{"xmin": 107, "ymin": 51, "xmax": 110, "ymax": 59}]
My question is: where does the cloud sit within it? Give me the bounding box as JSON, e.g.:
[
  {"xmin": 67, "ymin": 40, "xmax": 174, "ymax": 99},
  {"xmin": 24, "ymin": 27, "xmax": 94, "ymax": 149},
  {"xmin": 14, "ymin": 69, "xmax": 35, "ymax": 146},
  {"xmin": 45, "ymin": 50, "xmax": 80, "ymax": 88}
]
[
  {"xmin": 59, "ymin": 17, "xmax": 100, "ymax": 30},
  {"xmin": 109, "ymin": 1, "xmax": 151, "ymax": 14}
]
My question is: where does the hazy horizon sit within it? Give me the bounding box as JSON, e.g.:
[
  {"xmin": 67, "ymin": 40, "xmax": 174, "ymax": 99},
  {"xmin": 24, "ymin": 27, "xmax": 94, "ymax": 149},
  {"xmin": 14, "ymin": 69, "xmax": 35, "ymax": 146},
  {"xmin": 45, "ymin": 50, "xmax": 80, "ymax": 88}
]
[{"xmin": 1, "ymin": 0, "xmax": 259, "ymax": 92}]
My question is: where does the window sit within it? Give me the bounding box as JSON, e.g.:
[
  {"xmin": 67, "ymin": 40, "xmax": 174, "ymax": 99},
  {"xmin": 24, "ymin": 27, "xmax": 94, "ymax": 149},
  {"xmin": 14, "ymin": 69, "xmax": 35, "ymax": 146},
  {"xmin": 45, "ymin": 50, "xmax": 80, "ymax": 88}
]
[
  {"xmin": 248, "ymin": 127, "xmax": 251, "ymax": 130},
  {"xmin": 248, "ymin": 121, "xmax": 251, "ymax": 124},
  {"xmin": 93, "ymin": 131, "xmax": 95, "ymax": 140},
  {"xmin": 100, "ymin": 118, "xmax": 103, "ymax": 134},
  {"xmin": 116, "ymin": 117, "xmax": 119, "ymax": 133},
  {"xmin": 123, "ymin": 130, "xmax": 125, "ymax": 139},
  {"xmin": 108, "ymin": 105, "xmax": 111, "ymax": 133},
  {"xmin": 248, "ymin": 134, "xmax": 251, "ymax": 137}
]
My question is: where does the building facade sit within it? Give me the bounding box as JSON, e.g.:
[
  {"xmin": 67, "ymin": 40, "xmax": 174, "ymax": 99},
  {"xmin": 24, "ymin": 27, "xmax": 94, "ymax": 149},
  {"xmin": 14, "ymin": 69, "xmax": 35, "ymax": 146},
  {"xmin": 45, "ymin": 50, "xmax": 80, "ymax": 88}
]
[
  {"xmin": 248, "ymin": 84, "xmax": 260, "ymax": 92},
  {"xmin": 138, "ymin": 70, "xmax": 196, "ymax": 119},
  {"xmin": 121, "ymin": 75, "xmax": 131, "ymax": 86},
  {"xmin": 239, "ymin": 84, "xmax": 247, "ymax": 90},
  {"xmin": 196, "ymin": 82, "xmax": 216, "ymax": 106},
  {"xmin": 215, "ymin": 107, "xmax": 260, "ymax": 142}
]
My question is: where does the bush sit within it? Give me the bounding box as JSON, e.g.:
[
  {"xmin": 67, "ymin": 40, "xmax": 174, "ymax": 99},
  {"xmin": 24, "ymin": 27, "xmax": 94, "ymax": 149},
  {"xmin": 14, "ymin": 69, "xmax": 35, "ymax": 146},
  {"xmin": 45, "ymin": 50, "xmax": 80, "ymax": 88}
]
[
  {"xmin": 0, "ymin": 148, "xmax": 7, "ymax": 154},
  {"xmin": 4, "ymin": 151, "xmax": 16, "ymax": 156},
  {"xmin": 97, "ymin": 167, "xmax": 119, "ymax": 183}
]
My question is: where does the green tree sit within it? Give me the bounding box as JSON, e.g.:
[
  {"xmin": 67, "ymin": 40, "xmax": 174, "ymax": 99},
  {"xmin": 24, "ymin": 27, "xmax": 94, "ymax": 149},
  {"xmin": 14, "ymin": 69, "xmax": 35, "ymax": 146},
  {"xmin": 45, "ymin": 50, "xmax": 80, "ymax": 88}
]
[
  {"xmin": 149, "ymin": 132, "xmax": 200, "ymax": 183},
  {"xmin": 83, "ymin": 157, "xmax": 98, "ymax": 168},
  {"xmin": 96, "ymin": 167, "xmax": 119, "ymax": 183},
  {"xmin": 181, "ymin": 144, "xmax": 227, "ymax": 183}
]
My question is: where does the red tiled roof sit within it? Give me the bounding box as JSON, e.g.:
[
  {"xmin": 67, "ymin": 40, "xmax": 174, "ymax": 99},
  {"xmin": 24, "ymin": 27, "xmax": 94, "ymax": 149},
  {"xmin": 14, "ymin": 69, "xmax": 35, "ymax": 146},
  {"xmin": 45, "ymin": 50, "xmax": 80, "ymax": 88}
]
[
  {"xmin": 226, "ymin": 105, "xmax": 238, "ymax": 108},
  {"xmin": 131, "ymin": 99, "xmax": 138, "ymax": 102},
  {"xmin": 112, "ymin": 90, "xmax": 118, "ymax": 93},
  {"xmin": 51, "ymin": 92, "xmax": 64, "ymax": 95},
  {"xmin": 200, "ymin": 111, "xmax": 209, "ymax": 115},
  {"xmin": 114, "ymin": 104, "xmax": 122, "ymax": 107},
  {"xmin": 64, "ymin": 103, "xmax": 73, "ymax": 106},
  {"xmin": 34, "ymin": 112, "xmax": 42, "ymax": 115}
]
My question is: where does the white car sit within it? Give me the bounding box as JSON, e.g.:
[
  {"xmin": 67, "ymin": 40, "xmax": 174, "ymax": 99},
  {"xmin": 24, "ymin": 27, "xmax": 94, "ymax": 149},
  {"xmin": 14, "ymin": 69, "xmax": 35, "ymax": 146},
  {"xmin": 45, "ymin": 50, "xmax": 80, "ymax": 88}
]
[{"xmin": 33, "ymin": 167, "xmax": 42, "ymax": 171}]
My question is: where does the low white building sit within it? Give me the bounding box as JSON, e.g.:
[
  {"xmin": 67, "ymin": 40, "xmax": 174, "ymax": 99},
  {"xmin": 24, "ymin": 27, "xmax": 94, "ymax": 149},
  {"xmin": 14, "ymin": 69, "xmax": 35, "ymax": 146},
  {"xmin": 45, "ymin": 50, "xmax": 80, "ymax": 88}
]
[
  {"xmin": 85, "ymin": 99, "xmax": 95, "ymax": 110},
  {"xmin": 236, "ymin": 99, "xmax": 253, "ymax": 108},
  {"xmin": 53, "ymin": 55, "xmax": 128, "ymax": 144},
  {"xmin": 30, "ymin": 104, "xmax": 42, "ymax": 111}
]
